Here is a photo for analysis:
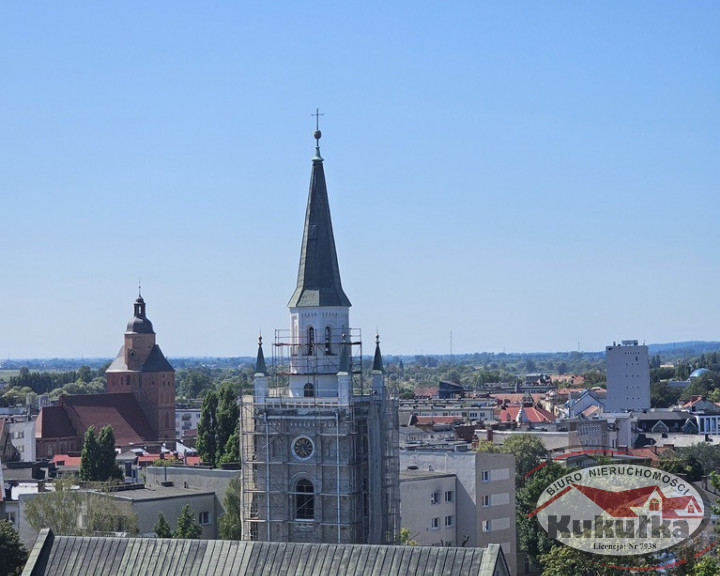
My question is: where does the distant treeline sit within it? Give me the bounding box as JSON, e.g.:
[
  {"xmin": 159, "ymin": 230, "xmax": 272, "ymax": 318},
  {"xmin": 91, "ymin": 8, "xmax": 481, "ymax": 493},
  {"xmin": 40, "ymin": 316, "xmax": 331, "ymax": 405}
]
[{"xmin": 7, "ymin": 365, "xmax": 107, "ymax": 395}]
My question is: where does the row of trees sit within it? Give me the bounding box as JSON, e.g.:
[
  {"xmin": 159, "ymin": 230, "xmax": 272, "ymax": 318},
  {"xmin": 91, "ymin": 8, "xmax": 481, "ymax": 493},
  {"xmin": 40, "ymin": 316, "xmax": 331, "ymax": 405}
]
[{"xmin": 196, "ymin": 383, "xmax": 240, "ymax": 468}]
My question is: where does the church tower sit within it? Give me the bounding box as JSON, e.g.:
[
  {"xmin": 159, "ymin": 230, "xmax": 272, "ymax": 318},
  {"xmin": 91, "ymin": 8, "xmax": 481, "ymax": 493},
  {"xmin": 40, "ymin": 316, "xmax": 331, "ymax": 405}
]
[
  {"xmin": 106, "ymin": 292, "xmax": 176, "ymax": 443},
  {"xmin": 239, "ymin": 126, "xmax": 399, "ymax": 545}
]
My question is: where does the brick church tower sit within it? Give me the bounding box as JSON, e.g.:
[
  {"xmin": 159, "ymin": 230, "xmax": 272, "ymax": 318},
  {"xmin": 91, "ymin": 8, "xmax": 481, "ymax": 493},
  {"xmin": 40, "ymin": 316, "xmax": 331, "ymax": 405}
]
[{"xmin": 106, "ymin": 292, "xmax": 176, "ymax": 443}]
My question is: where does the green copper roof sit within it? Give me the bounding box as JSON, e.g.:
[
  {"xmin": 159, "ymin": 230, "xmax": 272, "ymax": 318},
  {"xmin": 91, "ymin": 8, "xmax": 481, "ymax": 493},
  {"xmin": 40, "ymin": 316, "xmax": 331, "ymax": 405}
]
[{"xmin": 288, "ymin": 141, "xmax": 351, "ymax": 309}]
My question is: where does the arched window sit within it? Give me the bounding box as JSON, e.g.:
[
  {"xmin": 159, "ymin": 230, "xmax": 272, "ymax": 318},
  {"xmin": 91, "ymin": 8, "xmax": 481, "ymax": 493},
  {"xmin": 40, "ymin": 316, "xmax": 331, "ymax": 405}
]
[
  {"xmin": 324, "ymin": 326, "xmax": 332, "ymax": 355},
  {"xmin": 649, "ymin": 499, "xmax": 660, "ymax": 512},
  {"xmin": 304, "ymin": 382, "xmax": 315, "ymax": 398},
  {"xmin": 306, "ymin": 327, "xmax": 314, "ymax": 356},
  {"xmin": 295, "ymin": 479, "xmax": 314, "ymax": 520}
]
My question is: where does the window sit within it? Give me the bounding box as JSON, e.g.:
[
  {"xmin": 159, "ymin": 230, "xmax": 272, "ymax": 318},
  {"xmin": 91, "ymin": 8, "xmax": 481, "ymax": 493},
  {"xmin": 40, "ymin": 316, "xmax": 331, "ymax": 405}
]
[
  {"xmin": 431, "ymin": 517, "xmax": 440, "ymax": 530},
  {"xmin": 481, "ymin": 470, "xmax": 490, "ymax": 482},
  {"xmin": 306, "ymin": 327, "xmax": 314, "ymax": 355},
  {"xmin": 325, "ymin": 326, "xmax": 333, "ymax": 355},
  {"xmin": 5, "ymin": 512, "xmax": 16, "ymax": 524},
  {"xmin": 482, "ymin": 520, "xmax": 491, "ymax": 532},
  {"xmin": 47, "ymin": 445, "xmax": 54, "ymax": 457},
  {"xmin": 295, "ymin": 479, "xmax": 315, "ymax": 520},
  {"xmin": 444, "ymin": 490, "xmax": 454, "ymax": 503},
  {"xmin": 303, "ymin": 382, "xmax": 315, "ymax": 398},
  {"xmin": 198, "ymin": 511, "xmax": 210, "ymax": 525},
  {"xmin": 483, "ymin": 495, "xmax": 491, "ymax": 507},
  {"xmin": 649, "ymin": 499, "xmax": 660, "ymax": 512},
  {"xmin": 431, "ymin": 491, "xmax": 440, "ymax": 505},
  {"xmin": 249, "ymin": 522, "xmax": 259, "ymax": 541},
  {"xmin": 445, "ymin": 515, "xmax": 454, "ymax": 527}
]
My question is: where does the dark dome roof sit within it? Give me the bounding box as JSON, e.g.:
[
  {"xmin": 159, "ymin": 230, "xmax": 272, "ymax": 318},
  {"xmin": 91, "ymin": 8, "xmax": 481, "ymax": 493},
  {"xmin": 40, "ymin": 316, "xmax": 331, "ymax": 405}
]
[
  {"xmin": 125, "ymin": 295, "xmax": 155, "ymax": 334},
  {"xmin": 126, "ymin": 316, "xmax": 154, "ymax": 334}
]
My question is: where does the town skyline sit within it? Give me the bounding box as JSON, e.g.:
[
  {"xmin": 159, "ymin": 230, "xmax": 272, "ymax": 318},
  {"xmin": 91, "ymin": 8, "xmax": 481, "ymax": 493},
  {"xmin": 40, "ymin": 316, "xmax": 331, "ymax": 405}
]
[{"xmin": 3, "ymin": 2, "xmax": 718, "ymax": 359}]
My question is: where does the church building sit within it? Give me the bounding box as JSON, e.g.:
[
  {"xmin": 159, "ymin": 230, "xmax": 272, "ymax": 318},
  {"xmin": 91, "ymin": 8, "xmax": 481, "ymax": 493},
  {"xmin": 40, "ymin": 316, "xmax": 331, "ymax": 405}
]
[
  {"xmin": 36, "ymin": 294, "xmax": 175, "ymax": 457},
  {"xmin": 238, "ymin": 128, "xmax": 400, "ymax": 544}
]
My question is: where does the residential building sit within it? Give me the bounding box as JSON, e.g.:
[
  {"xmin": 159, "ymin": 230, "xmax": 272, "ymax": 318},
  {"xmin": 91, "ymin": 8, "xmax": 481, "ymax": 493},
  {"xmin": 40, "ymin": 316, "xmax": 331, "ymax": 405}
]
[
  {"xmin": 605, "ymin": 340, "xmax": 650, "ymax": 412},
  {"xmin": 400, "ymin": 468, "xmax": 457, "ymax": 546},
  {"xmin": 400, "ymin": 449, "xmax": 517, "ymax": 576}
]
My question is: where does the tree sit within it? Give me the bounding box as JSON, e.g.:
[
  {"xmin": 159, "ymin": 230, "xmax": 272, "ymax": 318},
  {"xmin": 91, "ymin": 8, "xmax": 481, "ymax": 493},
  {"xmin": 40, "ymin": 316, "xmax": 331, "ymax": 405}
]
[
  {"xmin": 197, "ymin": 392, "xmax": 219, "ymax": 467},
  {"xmin": 516, "ymin": 461, "xmax": 566, "ymax": 568},
  {"xmin": 178, "ymin": 369, "xmax": 213, "ymax": 399},
  {"xmin": 153, "ymin": 512, "xmax": 172, "ymax": 538},
  {"xmin": 692, "ymin": 555, "xmax": 720, "ymax": 576},
  {"xmin": 400, "ymin": 527, "xmax": 418, "ymax": 546},
  {"xmin": 173, "ymin": 504, "xmax": 201, "ymax": 539},
  {"xmin": 0, "ymin": 520, "xmax": 28, "ymax": 576},
  {"xmin": 501, "ymin": 433, "xmax": 549, "ymax": 486},
  {"xmin": 216, "ymin": 383, "xmax": 240, "ymax": 464},
  {"xmin": 80, "ymin": 425, "xmax": 122, "ymax": 482},
  {"xmin": 651, "ymin": 381, "xmax": 682, "ymax": 408},
  {"xmin": 197, "ymin": 384, "xmax": 240, "ymax": 468},
  {"xmin": 25, "ymin": 476, "xmax": 138, "ymax": 536},
  {"xmin": 79, "ymin": 426, "xmax": 100, "ymax": 481},
  {"xmin": 219, "ymin": 477, "xmax": 242, "ymax": 540},
  {"xmin": 540, "ymin": 544, "xmax": 646, "ymax": 576}
]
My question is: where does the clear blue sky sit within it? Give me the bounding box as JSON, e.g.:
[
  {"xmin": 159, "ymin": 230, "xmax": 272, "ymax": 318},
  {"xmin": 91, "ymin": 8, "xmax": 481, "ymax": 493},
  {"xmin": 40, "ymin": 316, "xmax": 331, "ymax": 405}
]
[{"xmin": 2, "ymin": 2, "xmax": 718, "ymax": 359}]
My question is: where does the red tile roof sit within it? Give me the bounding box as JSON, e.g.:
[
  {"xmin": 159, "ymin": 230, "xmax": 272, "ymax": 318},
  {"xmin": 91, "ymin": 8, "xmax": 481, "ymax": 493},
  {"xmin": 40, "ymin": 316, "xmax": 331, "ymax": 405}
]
[
  {"xmin": 36, "ymin": 405, "xmax": 77, "ymax": 438},
  {"xmin": 495, "ymin": 403, "xmax": 554, "ymax": 424},
  {"xmin": 52, "ymin": 455, "xmax": 82, "ymax": 467},
  {"xmin": 62, "ymin": 393, "xmax": 155, "ymax": 446}
]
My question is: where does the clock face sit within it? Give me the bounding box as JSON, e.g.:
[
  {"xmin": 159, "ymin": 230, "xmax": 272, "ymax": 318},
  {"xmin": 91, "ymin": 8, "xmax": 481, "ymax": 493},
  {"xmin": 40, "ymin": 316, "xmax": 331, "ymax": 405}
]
[{"xmin": 293, "ymin": 436, "xmax": 314, "ymax": 460}]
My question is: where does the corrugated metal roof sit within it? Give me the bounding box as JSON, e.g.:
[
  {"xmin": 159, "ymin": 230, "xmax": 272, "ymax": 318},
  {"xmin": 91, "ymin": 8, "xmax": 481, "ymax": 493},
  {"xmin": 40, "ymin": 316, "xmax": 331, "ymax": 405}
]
[{"xmin": 24, "ymin": 531, "xmax": 508, "ymax": 576}]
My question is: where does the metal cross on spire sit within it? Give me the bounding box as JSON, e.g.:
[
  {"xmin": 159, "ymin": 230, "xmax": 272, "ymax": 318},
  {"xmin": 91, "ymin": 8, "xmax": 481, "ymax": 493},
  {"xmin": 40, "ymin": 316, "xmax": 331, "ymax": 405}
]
[
  {"xmin": 312, "ymin": 108, "xmax": 324, "ymax": 145},
  {"xmin": 312, "ymin": 108, "xmax": 324, "ymax": 131}
]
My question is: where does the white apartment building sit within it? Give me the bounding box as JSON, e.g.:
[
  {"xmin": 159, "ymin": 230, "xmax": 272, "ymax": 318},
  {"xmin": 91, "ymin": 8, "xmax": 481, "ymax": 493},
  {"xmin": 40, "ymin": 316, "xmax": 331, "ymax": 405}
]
[
  {"xmin": 399, "ymin": 449, "xmax": 517, "ymax": 576},
  {"xmin": 605, "ymin": 340, "xmax": 650, "ymax": 413},
  {"xmin": 400, "ymin": 469, "xmax": 457, "ymax": 546}
]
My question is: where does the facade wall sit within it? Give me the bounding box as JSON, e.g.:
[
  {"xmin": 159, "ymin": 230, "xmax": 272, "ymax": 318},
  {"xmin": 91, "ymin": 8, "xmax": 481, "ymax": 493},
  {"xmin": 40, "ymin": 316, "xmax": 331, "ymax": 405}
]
[
  {"xmin": 399, "ymin": 472, "xmax": 456, "ymax": 546},
  {"xmin": 399, "ymin": 450, "xmax": 517, "ymax": 575},
  {"xmin": 145, "ymin": 466, "xmax": 238, "ymax": 520},
  {"xmin": 245, "ymin": 405, "xmax": 370, "ymax": 544},
  {"xmin": 476, "ymin": 452, "xmax": 516, "ymax": 575},
  {"xmin": 7, "ymin": 418, "xmax": 36, "ymax": 462},
  {"xmin": 117, "ymin": 491, "xmax": 216, "ymax": 539},
  {"xmin": 605, "ymin": 341, "xmax": 650, "ymax": 412}
]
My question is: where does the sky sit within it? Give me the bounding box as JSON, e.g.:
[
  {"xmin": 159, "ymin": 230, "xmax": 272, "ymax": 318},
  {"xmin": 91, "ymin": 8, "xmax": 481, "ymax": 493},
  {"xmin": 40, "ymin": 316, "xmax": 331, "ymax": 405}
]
[{"xmin": 1, "ymin": 2, "xmax": 719, "ymax": 359}]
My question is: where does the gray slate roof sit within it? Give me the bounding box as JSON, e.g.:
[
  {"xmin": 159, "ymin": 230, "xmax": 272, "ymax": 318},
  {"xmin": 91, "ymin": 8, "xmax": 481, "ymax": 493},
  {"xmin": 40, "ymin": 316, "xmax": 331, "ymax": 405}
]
[
  {"xmin": 106, "ymin": 345, "xmax": 175, "ymax": 373},
  {"xmin": 287, "ymin": 146, "xmax": 351, "ymax": 309},
  {"xmin": 23, "ymin": 530, "xmax": 508, "ymax": 576}
]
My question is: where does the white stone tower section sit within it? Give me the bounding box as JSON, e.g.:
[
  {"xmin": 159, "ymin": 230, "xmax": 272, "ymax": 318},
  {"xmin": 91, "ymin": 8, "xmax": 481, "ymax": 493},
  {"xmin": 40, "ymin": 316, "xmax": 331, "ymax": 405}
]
[{"xmin": 604, "ymin": 339, "xmax": 650, "ymax": 412}]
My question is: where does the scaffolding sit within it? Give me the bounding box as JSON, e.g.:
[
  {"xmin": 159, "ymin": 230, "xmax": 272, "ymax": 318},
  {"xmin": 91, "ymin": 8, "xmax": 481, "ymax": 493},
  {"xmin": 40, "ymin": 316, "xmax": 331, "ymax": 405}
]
[{"xmin": 239, "ymin": 328, "xmax": 400, "ymax": 545}]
